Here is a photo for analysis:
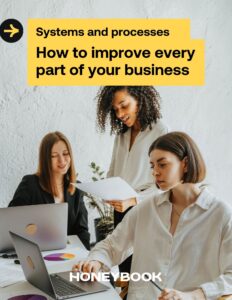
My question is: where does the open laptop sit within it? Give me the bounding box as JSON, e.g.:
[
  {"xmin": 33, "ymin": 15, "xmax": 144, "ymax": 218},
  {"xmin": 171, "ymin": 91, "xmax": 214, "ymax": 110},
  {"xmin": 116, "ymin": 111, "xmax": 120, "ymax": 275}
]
[
  {"xmin": 10, "ymin": 232, "xmax": 109, "ymax": 299},
  {"xmin": 0, "ymin": 203, "xmax": 68, "ymax": 252}
]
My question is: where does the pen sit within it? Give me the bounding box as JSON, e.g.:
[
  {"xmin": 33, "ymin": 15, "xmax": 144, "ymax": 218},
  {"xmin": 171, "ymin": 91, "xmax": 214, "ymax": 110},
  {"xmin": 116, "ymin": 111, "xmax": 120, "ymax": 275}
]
[{"xmin": 144, "ymin": 274, "xmax": 163, "ymax": 292}]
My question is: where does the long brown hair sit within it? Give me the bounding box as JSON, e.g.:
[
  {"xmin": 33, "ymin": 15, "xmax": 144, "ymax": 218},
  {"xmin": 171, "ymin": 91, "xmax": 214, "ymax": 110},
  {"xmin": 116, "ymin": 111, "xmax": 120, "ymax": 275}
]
[{"xmin": 36, "ymin": 131, "xmax": 76, "ymax": 196}]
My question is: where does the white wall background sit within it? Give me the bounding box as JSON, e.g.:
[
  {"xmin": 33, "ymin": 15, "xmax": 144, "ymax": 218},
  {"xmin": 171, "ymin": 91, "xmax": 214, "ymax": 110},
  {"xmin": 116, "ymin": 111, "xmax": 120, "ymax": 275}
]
[{"xmin": 0, "ymin": 0, "xmax": 232, "ymax": 240}]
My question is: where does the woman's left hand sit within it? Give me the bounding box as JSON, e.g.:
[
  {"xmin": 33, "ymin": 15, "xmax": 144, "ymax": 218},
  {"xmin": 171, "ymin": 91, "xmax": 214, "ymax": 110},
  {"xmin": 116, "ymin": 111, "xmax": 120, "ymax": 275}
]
[
  {"xmin": 105, "ymin": 197, "xmax": 137, "ymax": 213},
  {"xmin": 158, "ymin": 288, "xmax": 205, "ymax": 300}
]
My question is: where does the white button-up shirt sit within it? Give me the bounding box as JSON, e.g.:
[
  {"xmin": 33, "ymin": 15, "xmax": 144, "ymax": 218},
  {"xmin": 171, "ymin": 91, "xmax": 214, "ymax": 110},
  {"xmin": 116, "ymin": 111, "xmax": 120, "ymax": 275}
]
[
  {"xmin": 88, "ymin": 188, "xmax": 232, "ymax": 300},
  {"xmin": 107, "ymin": 120, "xmax": 168, "ymax": 202}
]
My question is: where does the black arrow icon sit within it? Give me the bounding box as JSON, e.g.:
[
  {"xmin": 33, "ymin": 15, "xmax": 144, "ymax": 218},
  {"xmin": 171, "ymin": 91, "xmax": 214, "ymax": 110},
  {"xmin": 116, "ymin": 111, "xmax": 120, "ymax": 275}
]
[{"xmin": 0, "ymin": 19, "xmax": 23, "ymax": 43}]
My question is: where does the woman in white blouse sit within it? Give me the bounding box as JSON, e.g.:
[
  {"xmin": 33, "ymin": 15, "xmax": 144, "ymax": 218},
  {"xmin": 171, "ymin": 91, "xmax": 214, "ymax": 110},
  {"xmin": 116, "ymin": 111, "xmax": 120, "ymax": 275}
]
[
  {"xmin": 73, "ymin": 132, "xmax": 232, "ymax": 300},
  {"xmin": 96, "ymin": 86, "xmax": 168, "ymax": 277}
]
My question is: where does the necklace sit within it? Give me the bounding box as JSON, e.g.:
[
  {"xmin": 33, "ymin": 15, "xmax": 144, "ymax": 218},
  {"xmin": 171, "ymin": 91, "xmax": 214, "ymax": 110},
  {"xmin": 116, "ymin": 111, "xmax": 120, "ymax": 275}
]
[{"xmin": 172, "ymin": 204, "xmax": 181, "ymax": 217}]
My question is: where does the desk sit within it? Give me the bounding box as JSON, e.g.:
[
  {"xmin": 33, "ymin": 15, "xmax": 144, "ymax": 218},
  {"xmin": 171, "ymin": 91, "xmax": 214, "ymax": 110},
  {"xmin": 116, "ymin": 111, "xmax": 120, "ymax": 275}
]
[{"xmin": 0, "ymin": 236, "xmax": 121, "ymax": 300}]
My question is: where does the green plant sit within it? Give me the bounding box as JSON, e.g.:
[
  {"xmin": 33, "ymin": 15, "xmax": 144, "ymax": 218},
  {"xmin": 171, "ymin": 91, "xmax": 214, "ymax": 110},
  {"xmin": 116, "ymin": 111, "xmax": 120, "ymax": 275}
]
[{"xmin": 84, "ymin": 162, "xmax": 114, "ymax": 234}]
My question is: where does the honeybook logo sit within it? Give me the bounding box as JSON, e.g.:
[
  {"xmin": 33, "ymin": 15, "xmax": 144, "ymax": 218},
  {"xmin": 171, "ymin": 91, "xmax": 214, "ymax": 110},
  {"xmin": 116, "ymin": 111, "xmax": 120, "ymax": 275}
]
[{"xmin": 70, "ymin": 272, "xmax": 162, "ymax": 283}]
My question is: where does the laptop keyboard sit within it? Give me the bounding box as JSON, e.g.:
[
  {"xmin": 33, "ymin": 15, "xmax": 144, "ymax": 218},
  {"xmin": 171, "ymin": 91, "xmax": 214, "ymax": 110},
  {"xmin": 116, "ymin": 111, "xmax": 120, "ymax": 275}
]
[{"xmin": 50, "ymin": 274, "xmax": 85, "ymax": 297}]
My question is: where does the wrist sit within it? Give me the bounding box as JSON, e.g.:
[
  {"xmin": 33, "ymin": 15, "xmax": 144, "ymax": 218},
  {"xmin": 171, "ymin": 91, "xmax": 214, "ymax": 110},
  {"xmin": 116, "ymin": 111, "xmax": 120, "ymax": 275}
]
[{"xmin": 129, "ymin": 197, "xmax": 137, "ymax": 207}]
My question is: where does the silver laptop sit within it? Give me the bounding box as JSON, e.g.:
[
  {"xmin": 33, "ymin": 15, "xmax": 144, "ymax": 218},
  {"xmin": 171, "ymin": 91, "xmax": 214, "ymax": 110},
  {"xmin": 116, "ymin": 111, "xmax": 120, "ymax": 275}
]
[
  {"xmin": 10, "ymin": 232, "xmax": 109, "ymax": 299},
  {"xmin": 0, "ymin": 203, "xmax": 68, "ymax": 252}
]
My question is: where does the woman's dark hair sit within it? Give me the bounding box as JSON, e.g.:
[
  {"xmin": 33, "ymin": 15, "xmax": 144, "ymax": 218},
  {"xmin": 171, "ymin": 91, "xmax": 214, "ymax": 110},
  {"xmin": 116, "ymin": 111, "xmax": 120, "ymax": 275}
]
[
  {"xmin": 96, "ymin": 86, "xmax": 162, "ymax": 134},
  {"xmin": 36, "ymin": 131, "xmax": 76, "ymax": 196},
  {"xmin": 148, "ymin": 132, "xmax": 206, "ymax": 183}
]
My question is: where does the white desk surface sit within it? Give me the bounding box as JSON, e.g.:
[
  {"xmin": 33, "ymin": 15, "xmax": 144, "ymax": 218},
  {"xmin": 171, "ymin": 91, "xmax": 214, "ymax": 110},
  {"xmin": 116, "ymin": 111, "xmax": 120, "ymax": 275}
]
[{"xmin": 0, "ymin": 236, "xmax": 121, "ymax": 300}]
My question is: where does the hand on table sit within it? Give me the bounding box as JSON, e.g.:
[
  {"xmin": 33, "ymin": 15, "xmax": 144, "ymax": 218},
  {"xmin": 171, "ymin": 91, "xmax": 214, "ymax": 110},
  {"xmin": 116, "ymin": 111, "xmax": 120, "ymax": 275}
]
[
  {"xmin": 72, "ymin": 260, "xmax": 102, "ymax": 280},
  {"xmin": 105, "ymin": 197, "xmax": 137, "ymax": 213},
  {"xmin": 158, "ymin": 288, "xmax": 205, "ymax": 300}
]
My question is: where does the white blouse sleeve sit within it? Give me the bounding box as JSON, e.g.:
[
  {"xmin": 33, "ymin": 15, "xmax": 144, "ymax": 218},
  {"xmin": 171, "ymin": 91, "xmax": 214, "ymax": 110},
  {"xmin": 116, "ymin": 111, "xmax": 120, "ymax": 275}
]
[
  {"xmin": 135, "ymin": 122, "xmax": 168, "ymax": 204},
  {"xmin": 87, "ymin": 206, "xmax": 137, "ymax": 269},
  {"xmin": 106, "ymin": 136, "xmax": 118, "ymax": 178},
  {"xmin": 200, "ymin": 216, "xmax": 232, "ymax": 299}
]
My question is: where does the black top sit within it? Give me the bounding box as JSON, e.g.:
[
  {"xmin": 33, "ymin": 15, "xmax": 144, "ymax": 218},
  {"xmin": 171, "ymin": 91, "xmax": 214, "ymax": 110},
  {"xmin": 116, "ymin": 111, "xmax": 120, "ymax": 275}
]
[{"xmin": 8, "ymin": 174, "xmax": 90, "ymax": 250}]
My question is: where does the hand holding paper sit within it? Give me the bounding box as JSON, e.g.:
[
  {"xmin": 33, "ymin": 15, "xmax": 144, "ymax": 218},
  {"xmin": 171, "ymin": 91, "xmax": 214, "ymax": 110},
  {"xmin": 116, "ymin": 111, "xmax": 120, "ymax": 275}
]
[
  {"xmin": 105, "ymin": 198, "xmax": 137, "ymax": 213},
  {"xmin": 73, "ymin": 177, "xmax": 138, "ymax": 201}
]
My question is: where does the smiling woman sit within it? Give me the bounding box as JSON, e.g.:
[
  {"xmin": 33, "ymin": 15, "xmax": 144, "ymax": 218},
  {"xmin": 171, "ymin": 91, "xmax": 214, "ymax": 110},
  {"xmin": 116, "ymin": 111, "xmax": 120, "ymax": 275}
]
[
  {"xmin": 8, "ymin": 131, "xmax": 90, "ymax": 250},
  {"xmin": 96, "ymin": 86, "xmax": 168, "ymax": 292}
]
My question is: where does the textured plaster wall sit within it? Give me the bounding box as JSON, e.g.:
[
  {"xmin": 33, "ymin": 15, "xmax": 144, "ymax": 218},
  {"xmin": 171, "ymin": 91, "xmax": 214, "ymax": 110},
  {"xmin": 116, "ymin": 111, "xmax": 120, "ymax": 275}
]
[{"xmin": 0, "ymin": 0, "xmax": 232, "ymax": 240}]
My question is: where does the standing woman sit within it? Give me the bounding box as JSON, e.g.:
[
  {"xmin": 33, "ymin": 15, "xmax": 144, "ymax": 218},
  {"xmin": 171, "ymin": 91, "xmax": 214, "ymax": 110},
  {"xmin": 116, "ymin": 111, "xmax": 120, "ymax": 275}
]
[
  {"xmin": 9, "ymin": 131, "xmax": 90, "ymax": 250},
  {"xmin": 96, "ymin": 86, "xmax": 168, "ymax": 275}
]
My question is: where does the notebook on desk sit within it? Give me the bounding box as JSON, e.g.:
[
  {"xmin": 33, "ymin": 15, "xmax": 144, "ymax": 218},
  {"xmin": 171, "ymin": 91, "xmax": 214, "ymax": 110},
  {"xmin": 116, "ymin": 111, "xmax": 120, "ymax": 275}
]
[
  {"xmin": 0, "ymin": 203, "xmax": 68, "ymax": 252},
  {"xmin": 10, "ymin": 232, "xmax": 109, "ymax": 299}
]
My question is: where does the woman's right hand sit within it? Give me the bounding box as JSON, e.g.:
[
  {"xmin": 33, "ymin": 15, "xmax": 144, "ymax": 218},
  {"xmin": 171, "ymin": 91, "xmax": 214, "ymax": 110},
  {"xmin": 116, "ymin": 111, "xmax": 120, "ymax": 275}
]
[
  {"xmin": 72, "ymin": 260, "xmax": 102, "ymax": 274},
  {"xmin": 105, "ymin": 198, "xmax": 136, "ymax": 212}
]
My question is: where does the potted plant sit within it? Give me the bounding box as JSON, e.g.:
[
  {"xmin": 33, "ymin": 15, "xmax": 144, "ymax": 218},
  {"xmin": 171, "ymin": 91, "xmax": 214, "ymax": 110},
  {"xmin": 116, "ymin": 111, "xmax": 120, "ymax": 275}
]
[{"xmin": 84, "ymin": 162, "xmax": 114, "ymax": 242}]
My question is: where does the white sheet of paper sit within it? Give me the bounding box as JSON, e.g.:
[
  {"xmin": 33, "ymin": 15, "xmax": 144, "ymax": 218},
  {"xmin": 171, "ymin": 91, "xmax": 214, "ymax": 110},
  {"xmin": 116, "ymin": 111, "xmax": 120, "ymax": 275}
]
[
  {"xmin": 73, "ymin": 177, "xmax": 138, "ymax": 201},
  {"xmin": 0, "ymin": 263, "xmax": 25, "ymax": 287}
]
